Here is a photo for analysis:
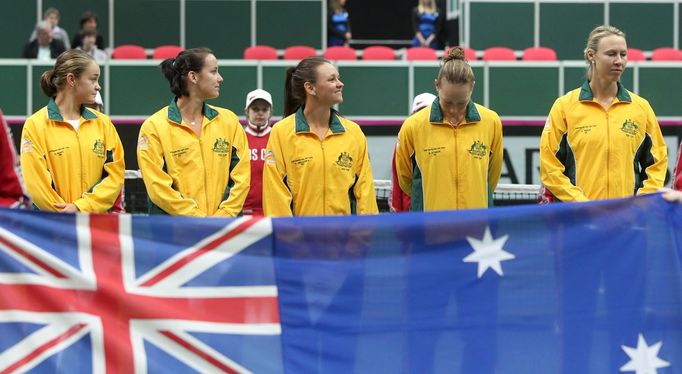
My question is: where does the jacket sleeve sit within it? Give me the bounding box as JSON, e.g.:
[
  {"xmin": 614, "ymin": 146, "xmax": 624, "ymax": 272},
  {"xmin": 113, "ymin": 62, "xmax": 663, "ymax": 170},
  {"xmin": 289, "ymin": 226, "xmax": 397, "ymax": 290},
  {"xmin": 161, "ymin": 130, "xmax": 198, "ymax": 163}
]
[
  {"xmin": 673, "ymin": 143, "xmax": 682, "ymax": 191},
  {"xmin": 636, "ymin": 101, "xmax": 668, "ymax": 195},
  {"xmin": 262, "ymin": 126, "xmax": 293, "ymax": 217},
  {"xmin": 390, "ymin": 146, "xmax": 407, "ymax": 212},
  {"xmin": 395, "ymin": 120, "xmax": 415, "ymax": 197},
  {"xmin": 353, "ymin": 133, "xmax": 378, "ymax": 215},
  {"xmin": 137, "ymin": 120, "xmax": 206, "ymax": 216},
  {"xmin": 215, "ymin": 119, "xmax": 251, "ymax": 217},
  {"xmin": 73, "ymin": 119, "xmax": 125, "ymax": 213},
  {"xmin": 0, "ymin": 114, "xmax": 27, "ymax": 207},
  {"xmin": 539, "ymin": 100, "xmax": 589, "ymax": 202},
  {"xmin": 20, "ymin": 118, "xmax": 66, "ymax": 210},
  {"xmin": 487, "ymin": 113, "xmax": 504, "ymax": 192}
]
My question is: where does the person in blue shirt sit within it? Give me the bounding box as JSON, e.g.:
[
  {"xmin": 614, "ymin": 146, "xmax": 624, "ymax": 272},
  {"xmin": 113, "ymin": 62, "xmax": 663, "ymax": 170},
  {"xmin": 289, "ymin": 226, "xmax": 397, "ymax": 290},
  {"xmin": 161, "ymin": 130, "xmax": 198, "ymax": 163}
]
[
  {"xmin": 412, "ymin": 0, "xmax": 443, "ymax": 49},
  {"xmin": 328, "ymin": 0, "xmax": 351, "ymax": 47}
]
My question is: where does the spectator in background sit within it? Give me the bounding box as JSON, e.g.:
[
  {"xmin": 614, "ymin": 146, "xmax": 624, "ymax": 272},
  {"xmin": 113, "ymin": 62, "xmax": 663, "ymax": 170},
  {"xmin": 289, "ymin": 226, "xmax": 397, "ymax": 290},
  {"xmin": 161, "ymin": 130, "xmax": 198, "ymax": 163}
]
[
  {"xmin": 29, "ymin": 7, "xmax": 71, "ymax": 50},
  {"xmin": 0, "ymin": 110, "xmax": 29, "ymax": 208},
  {"xmin": 390, "ymin": 92, "xmax": 436, "ymax": 212},
  {"xmin": 22, "ymin": 21, "xmax": 66, "ymax": 60},
  {"xmin": 412, "ymin": 0, "xmax": 443, "ymax": 49},
  {"xmin": 396, "ymin": 47, "xmax": 503, "ymax": 211},
  {"xmin": 20, "ymin": 49, "xmax": 125, "ymax": 213},
  {"xmin": 137, "ymin": 48, "xmax": 250, "ymax": 217},
  {"xmin": 674, "ymin": 143, "xmax": 682, "ymax": 190},
  {"xmin": 72, "ymin": 11, "xmax": 105, "ymax": 50},
  {"xmin": 77, "ymin": 29, "xmax": 107, "ymax": 64},
  {"xmin": 243, "ymin": 89, "xmax": 273, "ymax": 216},
  {"xmin": 262, "ymin": 56, "xmax": 377, "ymax": 216},
  {"xmin": 328, "ymin": 0, "xmax": 351, "ymax": 47}
]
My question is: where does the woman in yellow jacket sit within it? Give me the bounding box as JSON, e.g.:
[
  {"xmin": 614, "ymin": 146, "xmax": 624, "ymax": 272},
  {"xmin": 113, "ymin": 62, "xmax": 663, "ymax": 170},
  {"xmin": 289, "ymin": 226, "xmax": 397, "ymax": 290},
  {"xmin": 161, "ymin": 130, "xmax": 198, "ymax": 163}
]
[
  {"xmin": 540, "ymin": 25, "xmax": 667, "ymax": 201},
  {"xmin": 137, "ymin": 48, "xmax": 250, "ymax": 216},
  {"xmin": 395, "ymin": 47, "xmax": 504, "ymax": 211},
  {"xmin": 20, "ymin": 49, "xmax": 124, "ymax": 213},
  {"xmin": 262, "ymin": 56, "xmax": 377, "ymax": 216}
]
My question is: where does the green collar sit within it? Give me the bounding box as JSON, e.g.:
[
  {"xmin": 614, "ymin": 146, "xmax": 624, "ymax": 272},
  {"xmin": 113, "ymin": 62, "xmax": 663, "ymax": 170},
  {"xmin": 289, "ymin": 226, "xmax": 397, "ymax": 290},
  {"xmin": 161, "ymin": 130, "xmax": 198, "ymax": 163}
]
[
  {"xmin": 578, "ymin": 80, "xmax": 631, "ymax": 103},
  {"xmin": 47, "ymin": 98, "xmax": 98, "ymax": 121},
  {"xmin": 167, "ymin": 98, "xmax": 219, "ymax": 124},
  {"xmin": 294, "ymin": 107, "xmax": 346, "ymax": 134},
  {"xmin": 429, "ymin": 97, "xmax": 481, "ymax": 124}
]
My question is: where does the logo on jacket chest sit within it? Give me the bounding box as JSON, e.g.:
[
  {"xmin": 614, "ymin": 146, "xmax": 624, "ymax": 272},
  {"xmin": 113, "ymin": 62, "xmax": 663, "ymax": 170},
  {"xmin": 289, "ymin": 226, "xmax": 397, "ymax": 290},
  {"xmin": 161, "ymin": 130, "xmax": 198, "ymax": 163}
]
[
  {"xmin": 467, "ymin": 140, "xmax": 488, "ymax": 159},
  {"xmin": 212, "ymin": 138, "xmax": 230, "ymax": 156},
  {"xmin": 92, "ymin": 139, "xmax": 105, "ymax": 158},
  {"xmin": 335, "ymin": 151, "xmax": 353, "ymax": 171},
  {"xmin": 620, "ymin": 119, "xmax": 639, "ymax": 137}
]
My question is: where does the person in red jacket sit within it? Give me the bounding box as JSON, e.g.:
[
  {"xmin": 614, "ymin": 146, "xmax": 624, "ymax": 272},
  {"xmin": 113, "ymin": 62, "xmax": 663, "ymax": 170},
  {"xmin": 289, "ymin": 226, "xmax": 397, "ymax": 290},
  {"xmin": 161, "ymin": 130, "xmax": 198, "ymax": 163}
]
[
  {"xmin": 243, "ymin": 89, "xmax": 273, "ymax": 215},
  {"xmin": 390, "ymin": 92, "xmax": 436, "ymax": 212},
  {"xmin": 674, "ymin": 143, "xmax": 682, "ymax": 191},
  {"xmin": 0, "ymin": 110, "xmax": 29, "ymax": 208}
]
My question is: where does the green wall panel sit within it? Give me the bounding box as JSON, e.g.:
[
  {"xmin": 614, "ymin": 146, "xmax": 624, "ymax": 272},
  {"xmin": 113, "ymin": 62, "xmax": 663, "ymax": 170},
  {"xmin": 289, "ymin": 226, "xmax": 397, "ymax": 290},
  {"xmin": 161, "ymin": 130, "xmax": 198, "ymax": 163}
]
[
  {"xmin": 206, "ymin": 66, "xmax": 258, "ymax": 113},
  {"xmin": 0, "ymin": 66, "xmax": 28, "ymax": 115},
  {"xmin": 262, "ymin": 65, "xmax": 294, "ymax": 117},
  {"xmin": 610, "ymin": 3, "xmax": 674, "ymax": 50},
  {"xmin": 114, "ymin": 0, "xmax": 180, "ymax": 48},
  {"xmin": 638, "ymin": 68, "xmax": 682, "ymax": 117},
  {"xmin": 488, "ymin": 67, "xmax": 558, "ymax": 116},
  {"xmin": 186, "ymin": 0, "xmax": 251, "ymax": 59},
  {"xmin": 338, "ymin": 66, "xmax": 408, "ymax": 116},
  {"xmin": 109, "ymin": 66, "xmax": 168, "ymax": 116},
  {"xmin": 2, "ymin": 1, "xmax": 37, "ymax": 58},
  {"xmin": 470, "ymin": 2, "xmax": 533, "ymax": 50},
  {"xmin": 256, "ymin": 1, "xmax": 322, "ymax": 49},
  {"xmin": 540, "ymin": 3, "xmax": 603, "ymax": 60}
]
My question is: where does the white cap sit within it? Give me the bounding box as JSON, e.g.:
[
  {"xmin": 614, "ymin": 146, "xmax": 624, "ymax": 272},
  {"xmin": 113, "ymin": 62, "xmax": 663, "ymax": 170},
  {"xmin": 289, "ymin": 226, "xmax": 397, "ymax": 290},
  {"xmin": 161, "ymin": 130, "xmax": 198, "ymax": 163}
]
[
  {"xmin": 245, "ymin": 89, "xmax": 273, "ymax": 110},
  {"xmin": 411, "ymin": 93, "xmax": 437, "ymax": 114}
]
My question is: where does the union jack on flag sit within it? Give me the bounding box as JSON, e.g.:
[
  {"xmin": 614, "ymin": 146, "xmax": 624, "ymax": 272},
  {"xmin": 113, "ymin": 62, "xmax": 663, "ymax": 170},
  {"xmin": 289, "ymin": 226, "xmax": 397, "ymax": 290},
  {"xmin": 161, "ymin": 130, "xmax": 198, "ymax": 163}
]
[{"xmin": 0, "ymin": 210, "xmax": 282, "ymax": 373}]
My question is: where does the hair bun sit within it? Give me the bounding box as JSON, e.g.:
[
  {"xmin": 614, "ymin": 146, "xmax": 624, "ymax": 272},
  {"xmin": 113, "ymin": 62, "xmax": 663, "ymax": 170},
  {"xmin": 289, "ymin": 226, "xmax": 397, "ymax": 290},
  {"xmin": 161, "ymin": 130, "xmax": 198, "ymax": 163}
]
[{"xmin": 444, "ymin": 46, "xmax": 467, "ymax": 62}]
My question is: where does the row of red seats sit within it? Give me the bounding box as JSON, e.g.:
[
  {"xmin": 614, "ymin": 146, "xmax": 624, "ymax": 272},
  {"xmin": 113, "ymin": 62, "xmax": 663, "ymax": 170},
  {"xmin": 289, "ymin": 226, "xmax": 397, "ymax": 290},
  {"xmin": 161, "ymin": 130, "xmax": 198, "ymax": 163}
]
[
  {"xmin": 245, "ymin": 45, "xmax": 682, "ymax": 62},
  {"xmin": 111, "ymin": 45, "xmax": 184, "ymax": 59}
]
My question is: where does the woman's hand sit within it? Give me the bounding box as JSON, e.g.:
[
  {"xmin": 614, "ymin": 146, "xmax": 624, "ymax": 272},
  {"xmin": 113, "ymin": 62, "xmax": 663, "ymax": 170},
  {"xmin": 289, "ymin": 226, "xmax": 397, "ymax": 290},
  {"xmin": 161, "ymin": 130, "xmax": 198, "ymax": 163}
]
[{"xmin": 54, "ymin": 203, "xmax": 80, "ymax": 213}]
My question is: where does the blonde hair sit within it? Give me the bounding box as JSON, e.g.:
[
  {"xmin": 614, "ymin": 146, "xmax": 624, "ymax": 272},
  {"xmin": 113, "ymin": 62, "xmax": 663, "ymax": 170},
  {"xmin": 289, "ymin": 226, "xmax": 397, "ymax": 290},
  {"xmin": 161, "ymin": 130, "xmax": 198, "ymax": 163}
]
[
  {"xmin": 437, "ymin": 47, "xmax": 474, "ymax": 85},
  {"xmin": 40, "ymin": 50, "xmax": 95, "ymax": 97},
  {"xmin": 584, "ymin": 25, "xmax": 626, "ymax": 77},
  {"xmin": 418, "ymin": 0, "xmax": 436, "ymax": 14}
]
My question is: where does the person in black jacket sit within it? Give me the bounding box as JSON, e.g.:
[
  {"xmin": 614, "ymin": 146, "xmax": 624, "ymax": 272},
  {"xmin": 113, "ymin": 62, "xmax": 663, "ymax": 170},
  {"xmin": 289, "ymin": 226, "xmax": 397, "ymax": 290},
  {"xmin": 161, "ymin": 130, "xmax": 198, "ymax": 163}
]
[
  {"xmin": 22, "ymin": 21, "xmax": 66, "ymax": 60},
  {"xmin": 72, "ymin": 11, "xmax": 105, "ymax": 50}
]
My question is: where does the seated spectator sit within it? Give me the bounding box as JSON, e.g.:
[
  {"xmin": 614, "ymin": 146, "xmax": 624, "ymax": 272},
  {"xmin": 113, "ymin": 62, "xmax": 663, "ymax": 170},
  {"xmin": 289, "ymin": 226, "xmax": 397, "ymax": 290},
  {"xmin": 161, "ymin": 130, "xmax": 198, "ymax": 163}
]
[
  {"xmin": 22, "ymin": 21, "xmax": 66, "ymax": 60},
  {"xmin": 29, "ymin": 7, "xmax": 70, "ymax": 50},
  {"xmin": 412, "ymin": 0, "xmax": 443, "ymax": 49},
  {"xmin": 77, "ymin": 29, "xmax": 107, "ymax": 63},
  {"xmin": 72, "ymin": 11, "xmax": 105, "ymax": 50},
  {"xmin": 328, "ymin": 0, "xmax": 351, "ymax": 47},
  {"xmin": 0, "ymin": 110, "xmax": 29, "ymax": 208}
]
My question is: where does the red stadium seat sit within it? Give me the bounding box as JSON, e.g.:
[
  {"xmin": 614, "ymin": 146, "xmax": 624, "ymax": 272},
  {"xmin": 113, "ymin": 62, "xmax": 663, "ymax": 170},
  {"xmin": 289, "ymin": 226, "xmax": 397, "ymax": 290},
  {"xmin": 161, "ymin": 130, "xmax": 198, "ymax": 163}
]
[
  {"xmin": 152, "ymin": 45, "xmax": 184, "ymax": 59},
  {"xmin": 483, "ymin": 47, "xmax": 516, "ymax": 61},
  {"xmin": 651, "ymin": 47, "xmax": 681, "ymax": 61},
  {"xmin": 283, "ymin": 45, "xmax": 317, "ymax": 60},
  {"xmin": 243, "ymin": 45, "xmax": 278, "ymax": 60},
  {"xmin": 405, "ymin": 47, "xmax": 438, "ymax": 61},
  {"xmin": 323, "ymin": 46, "xmax": 357, "ymax": 60},
  {"xmin": 362, "ymin": 46, "xmax": 395, "ymax": 60},
  {"xmin": 445, "ymin": 46, "xmax": 477, "ymax": 61},
  {"xmin": 626, "ymin": 48, "xmax": 646, "ymax": 61},
  {"xmin": 112, "ymin": 44, "xmax": 147, "ymax": 60},
  {"xmin": 522, "ymin": 47, "xmax": 557, "ymax": 61}
]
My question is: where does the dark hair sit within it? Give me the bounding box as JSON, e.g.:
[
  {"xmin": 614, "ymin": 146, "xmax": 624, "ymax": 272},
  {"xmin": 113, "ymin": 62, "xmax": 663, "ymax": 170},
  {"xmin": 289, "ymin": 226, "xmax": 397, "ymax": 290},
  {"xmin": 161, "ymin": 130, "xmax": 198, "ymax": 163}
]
[
  {"xmin": 79, "ymin": 11, "xmax": 98, "ymax": 28},
  {"xmin": 437, "ymin": 46, "xmax": 475, "ymax": 85},
  {"xmin": 159, "ymin": 48, "xmax": 214, "ymax": 97},
  {"xmin": 80, "ymin": 28, "xmax": 98, "ymax": 41},
  {"xmin": 284, "ymin": 56, "xmax": 332, "ymax": 117},
  {"xmin": 40, "ymin": 49, "xmax": 95, "ymax": 98}
]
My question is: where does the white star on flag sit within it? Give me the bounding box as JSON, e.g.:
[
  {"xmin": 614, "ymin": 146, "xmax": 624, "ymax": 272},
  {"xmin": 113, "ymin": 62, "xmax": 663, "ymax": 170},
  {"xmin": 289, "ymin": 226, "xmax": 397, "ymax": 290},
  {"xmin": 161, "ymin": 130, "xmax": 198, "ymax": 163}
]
[
  {"xmin": 620, "ymin": 334, "xmax": 671, "ymax": 374},
  {"xmin": 463, "ymin": 226, "xmax": 515, "ymax": 278}
]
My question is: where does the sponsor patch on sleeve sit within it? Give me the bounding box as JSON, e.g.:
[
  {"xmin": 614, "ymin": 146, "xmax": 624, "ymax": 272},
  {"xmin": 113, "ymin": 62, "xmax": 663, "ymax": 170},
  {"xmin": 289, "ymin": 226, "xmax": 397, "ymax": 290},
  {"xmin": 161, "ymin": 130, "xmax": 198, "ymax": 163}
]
[
  {"xmin": 264, "ymin": 149, "xmax": 275, "ymax": 165},
  {"xmin": 21, "ymin": 138, "xmax": 33, "ymax": 153},
  {"xmin": 137, "ymin": 135, "xmax": 148, "ymax": 151}
]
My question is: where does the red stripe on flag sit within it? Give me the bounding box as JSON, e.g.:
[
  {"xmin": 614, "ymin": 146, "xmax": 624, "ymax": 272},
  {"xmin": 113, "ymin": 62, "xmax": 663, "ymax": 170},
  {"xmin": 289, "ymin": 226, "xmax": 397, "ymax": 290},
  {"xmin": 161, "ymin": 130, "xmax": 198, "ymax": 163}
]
[
  {"xmin": 0, "ymin": 323, "xmax": 87, "ymax": 374},
  {"xmin": 0, "ymin": 235, "xmax": 68, "ymax": 279},
  {"xmin": 159, "ymin": 330, "xmax": 240, "ymax": 374},
  {"xmin": 141, "ymin": 218, "xmax": 262, "ymax": 287}
]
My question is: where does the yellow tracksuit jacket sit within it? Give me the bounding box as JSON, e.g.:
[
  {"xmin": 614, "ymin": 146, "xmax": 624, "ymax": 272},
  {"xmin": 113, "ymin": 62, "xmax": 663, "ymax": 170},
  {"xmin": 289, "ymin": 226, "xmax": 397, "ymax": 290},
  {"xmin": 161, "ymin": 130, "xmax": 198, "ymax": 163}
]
[
  {"xmin": 396, "ymin": 99, "xmax": 503, "ymax": 211},
  {"xmin": 262, "ymin": 108, "xmax": 378, "ymax": 216},
  {"xmin": 540, "ymin": 81, "xmax": 667, "ymax": 202},
  {"xmin": 137, "ymin": 99, "xmax": 250, "ymax": 216},
  {"xmin": 20, "ymin": 99, "xmax": 125, "ymax": 213}
]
